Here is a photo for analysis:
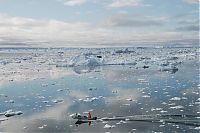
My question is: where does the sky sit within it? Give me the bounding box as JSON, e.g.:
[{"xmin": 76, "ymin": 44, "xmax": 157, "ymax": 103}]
[{"xmin": 0, "ymin": 0, "xmax": 199, "ymax": 48}]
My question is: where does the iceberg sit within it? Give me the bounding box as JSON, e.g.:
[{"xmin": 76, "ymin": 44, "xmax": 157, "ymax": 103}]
[{"xmin": 68, "ymin": 53, "xmax": 104, "ymax": 67}]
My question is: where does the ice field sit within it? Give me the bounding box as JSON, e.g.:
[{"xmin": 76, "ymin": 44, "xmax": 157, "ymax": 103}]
[{"xmin": 0, "ymin": 46, "xmax": 199, "ymax": 132}]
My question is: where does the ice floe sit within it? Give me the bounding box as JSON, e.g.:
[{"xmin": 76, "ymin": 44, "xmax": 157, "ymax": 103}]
[
  {"xmin": 52, "ymin": 99, "xmax": 64, "ymax": 104},
  {"xmin": 169, "ymin": 97, "xmax": 181, "ymax": 101},
  {"xmin": 79, "ymin": 96, "xmax": 103, "ymax": 103},
  {"xmin": 103, "ymin": 124, "xmax": 116, "ymax": 129},
  {"xmin": 169, "ymin": 105, "xmax": 184, "ymax": 109},
  {"xmin": 3, "ymin": 109, "xmax": 23, "ymax": 117}
]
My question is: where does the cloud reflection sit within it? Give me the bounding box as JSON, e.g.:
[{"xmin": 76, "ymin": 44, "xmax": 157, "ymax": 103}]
[{"xmin": 1, "ymin": 101, "xmax": 73, "ymax": 132}]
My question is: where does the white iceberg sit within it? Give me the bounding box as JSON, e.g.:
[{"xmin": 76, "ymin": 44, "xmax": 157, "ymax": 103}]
[{"xmin": 68, "ymin": 53, "xmax": 104, "ymax": 67}]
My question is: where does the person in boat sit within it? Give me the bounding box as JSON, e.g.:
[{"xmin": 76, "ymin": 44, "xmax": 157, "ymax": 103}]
[{"xmin": 71, "ymin": 112, "xmax": 97, "ymax": 126}]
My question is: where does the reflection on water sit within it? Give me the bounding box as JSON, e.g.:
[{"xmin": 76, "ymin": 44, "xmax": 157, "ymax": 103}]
[{"xmin": 0, "ymin": 48, "xmax": 199, "ymax": 132}]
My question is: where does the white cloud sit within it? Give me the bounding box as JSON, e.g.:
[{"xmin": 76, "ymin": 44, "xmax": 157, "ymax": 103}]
[
  {"xmin": 0, "ymin": 13, "xmax": 198, "ymax": 47},
  {"xmin": 103, "ymin": 14, "xmax": 166, "ymax": 27},
  {"xmin": 183, "ymin": 0, "xmax": 199, "ymax": 4},
  {"xmin": 64, "ymin": 0, "xmax": 87, "ymax": 6},
  {"xmin": 109, "ymin": 0, "xmax": 143, "ymax": 8}
]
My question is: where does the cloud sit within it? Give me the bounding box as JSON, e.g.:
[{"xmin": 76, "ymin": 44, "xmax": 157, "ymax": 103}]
[
  {"xmin": 183, "ymin": 0, "xmax": 199, "ymax": 4},
  {"xmin": 1, "ymin": 102, "xmax": 73, "ymax": 132},
  {"xmin": 176, "ymin": 19, "xmax": 199, "ymax": 31},
  {"xmin": 0, "ymin": 13, "xmax": 92, "ymax": 46},
  {"xmin": 63, "ymin": 0, "xmax": 87, "ymax": 6},
  {"xmin": 178, "ymin": 20, "xmax": 198, "ymax": 25},
  {"xmin": 109, "ymin": 0, "xmax": 143, "ymax": 8},
  {"xmin": 103, "ymin": 14, "xmax": 164, "ymax": 27},
  {"xmin": 0, "ymin": 13, "xmax": 198, "ymax": 47},
  {"xmin": 176, "ymin": 25, "xmax": 199, "ymax": 31}
]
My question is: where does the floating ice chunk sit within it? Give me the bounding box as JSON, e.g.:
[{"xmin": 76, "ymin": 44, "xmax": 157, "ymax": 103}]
[
  {"xmin": 83, "ymin": 97, "xmax": 98, "ymax": 102},
  {"xmin": 0, "ymin": 60, "xmax": 10, "ymax": 65},
  {"xmin": 115, "ymin": 48, "xmax": 135, "ymax": 54},
  {"xmin": 0, "ymin": 94, "xmax": 8, "ymax": 97},
  {"xmin": 102, "ymin": 121, "xmax": 108, "ymax": 124},
  {"xmin": 98, "ymin": 96, "xmax": 104, "ymax": 98},
  {"xmin": 78, "ymin": 98, "xmax": 83, "ymax": 101},
  {"xmin": 181, "ymin": 97, "xmax": 187, "ymax": 100},
  {"xmin": 170, "ymin": 97, "xmax": 181, "ymax": 101},
  {"xmin": 0, "ymin": 112, "xmax": 5, "ymax": 116},
  {"xmin": 52, "ymin": 99, "xmax": 64, "ymax": 104},
  {"xmin": 126, "ymin": 98, "xmax": 133, "ymax": 101},
  {"xmin": 153, "ymin": 131, "xmax": 163, "ymax": 133},
  {"xmin": 194, "ymin": 127, "xmax": 200, "ymax": 130},
  {"xmin": 57, "ymin": 89, "xmax": 64, "ymax": 92},
  {"xmin": 160, "ymin": 110, "xmax": 168, "ymax": 113},
  {"xmin": 112, "ymin": 90, "xmax": 118, "ymax": 93},
  {"xmin": 122, "ymin": 104, "xmax": 130, "ymax": 106},
  {"xmin": 161, "ymin": 102, "xmax": 167, "ymax": 105},
  {"xmin": 120, "ymin": 120, "xmax": 127, "ymax": 123},
  {"xmin": 103, "ymin": 124, "xmax": 115, "ymax": 129},
  {"xmin": 70, "ymin": 54, "xmax": 104, "ymax": 74},
  {"xmin": 88, "ymin": 87, "xmax": 97, "ymax": 91},
  {"xmin": 15, "ymin": 60, "xmax": 21, "ymax": 63},
  {"xmin": 116, "ymin": 122, "xmax": 121, "ymax": 125},
  {"xmin": 159, "ymin": 124, "xmax": 165, "ymax": 127},
  {"xmin": 168, "ymin": 103, "xmax": 176, "ymax": 106},
  {"xmin": 11, "ymin": 110, "xmax": 22, "ymax": 116},
  {"xmin": 91, "ymin": 97, "xmax": 98, "ymax": 101},
  {"xmin": 111, "ymin": 125, "xmax": 116, "ymax": 128},
  {"xmin": 116, "ymin": 120, "xmax": 126, "ymax": 125},
  {"xmin": 68, "ymin": 53, "xmax": 104, "ymax": 67},
  {"xmin": 151, "ymin": 108, "xmax": 163, "ymax": 111},
  {"xmin": 38, "ymin": 126, "xmax": 44, "ymax": 129},
  {"xmin": 38, "ymin": 96, "xmax": 45, "ymax": 99},
  {"xmin": 7, "ymin": 100, "xmax": 15, "ymax": 103},
  {"xmin": 4, "ymin": 110, "xmax": 23, "ymax": 117},
  {"xmin": 43, "ymin": 124, "xmax": 47, "ymax": 127},
  {"xmin": 41, "ymin": 84, "xmax": 48, "ymax": 87},
  {"xmin": 22, "ymin": 56, "xmax": 32, "ymax": 61},
  {"xmin": 42, "ymin": 101, "xmax": 49, "ymax": 103},
  {"xmin": 159, "ymin": 61, "xmax": 170, "ymax": 67},
  {"xmin": 142, "ymin": 95, "xmax": 150, "ymax": 98},
  {"xmin": 169, "ymin": 105, "xmax": 184, "ymax": 109},
  {"xmin": 159, "ymin": 65, "xmax": 178, "ymax": 74}
]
